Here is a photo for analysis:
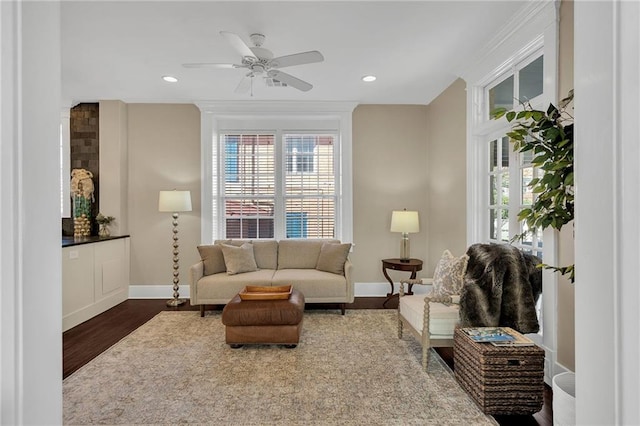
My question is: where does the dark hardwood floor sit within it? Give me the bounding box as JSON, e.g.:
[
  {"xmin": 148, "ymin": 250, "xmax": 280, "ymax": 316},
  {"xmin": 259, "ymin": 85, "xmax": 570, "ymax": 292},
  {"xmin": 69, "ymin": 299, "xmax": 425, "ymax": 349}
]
[{"xmin": 63, "ymin": 297, "xmax": 552, "ymax": 425}]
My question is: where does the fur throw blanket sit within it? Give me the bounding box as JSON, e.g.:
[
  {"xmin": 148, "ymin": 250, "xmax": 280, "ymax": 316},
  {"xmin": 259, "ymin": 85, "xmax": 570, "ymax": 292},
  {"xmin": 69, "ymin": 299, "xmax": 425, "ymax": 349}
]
[{"xmin": 459, "ymin": 243, "xmax": 542, "ymax": 334}]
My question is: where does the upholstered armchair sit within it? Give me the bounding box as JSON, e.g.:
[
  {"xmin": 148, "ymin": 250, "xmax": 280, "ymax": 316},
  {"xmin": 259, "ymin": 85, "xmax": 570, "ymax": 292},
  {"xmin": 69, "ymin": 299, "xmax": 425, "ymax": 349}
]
[{"xmin": 397, "ymin": 249, "xmax": 469, "ymax": 371}]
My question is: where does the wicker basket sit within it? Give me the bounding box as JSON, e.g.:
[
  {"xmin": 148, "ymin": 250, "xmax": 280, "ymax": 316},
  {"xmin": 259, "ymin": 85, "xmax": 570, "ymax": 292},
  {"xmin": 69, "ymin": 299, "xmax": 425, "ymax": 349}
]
[{"xmin": 454, "ymin": 328, "xmax": 545, "ymax": 415}]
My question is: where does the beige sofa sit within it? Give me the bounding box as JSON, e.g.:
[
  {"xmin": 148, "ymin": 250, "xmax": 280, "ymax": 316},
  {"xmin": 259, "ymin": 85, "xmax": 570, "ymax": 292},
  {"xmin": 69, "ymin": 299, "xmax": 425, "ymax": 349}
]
[{"xmin": 189, "ymin": 239, "xmax": 354, "ymax": 315}]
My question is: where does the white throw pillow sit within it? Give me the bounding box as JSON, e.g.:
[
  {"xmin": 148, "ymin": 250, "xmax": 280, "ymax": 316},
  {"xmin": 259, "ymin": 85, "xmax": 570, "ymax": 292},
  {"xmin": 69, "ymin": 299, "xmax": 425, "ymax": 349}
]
[
  {"xmin": 220, "ymin": 243, "xmax": 258, "ymax": 275},
  {"xmin": 428, "ymin": 250, "xmax": 469, "ymax": 298}
]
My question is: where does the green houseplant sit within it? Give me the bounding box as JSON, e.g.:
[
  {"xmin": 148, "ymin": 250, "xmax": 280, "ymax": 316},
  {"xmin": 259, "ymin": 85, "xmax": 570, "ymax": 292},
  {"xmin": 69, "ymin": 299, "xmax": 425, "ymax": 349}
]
[{"xmin": 492, "ymin": 90, "xmax": 574, "ymax": 282}]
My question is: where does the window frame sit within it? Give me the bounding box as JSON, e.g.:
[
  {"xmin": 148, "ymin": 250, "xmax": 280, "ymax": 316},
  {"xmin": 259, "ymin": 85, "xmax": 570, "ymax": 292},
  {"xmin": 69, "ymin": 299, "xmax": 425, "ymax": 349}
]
[
  {"xmin": 460, "ymin": 0, "xmax": 558, "ymax": 381},
  {"xmin": 218, "ymin": 130, "xmax": 340, "ymax": 240},
  {"xmin": 196, "ymin": 101, "xmax": 356, "ymax": 244}
]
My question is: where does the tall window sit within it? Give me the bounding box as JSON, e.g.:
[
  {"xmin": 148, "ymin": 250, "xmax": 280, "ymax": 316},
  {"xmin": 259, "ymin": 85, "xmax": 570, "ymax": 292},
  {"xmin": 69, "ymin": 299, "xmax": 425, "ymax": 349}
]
[
  {"xmin": 484, "ymin": 53, "xmax": 544, "ymax": 257},
  {"xmin": 488, "ymin": 136, "xmax": 511, "ymax": 243},
  {"xmin": 221, "ymin": 132, "xmax": 338, "ymax": 240},
  {"xmin": 463, "ymin": 0, "xmax": 557, "ymax": 370},
  {"xmin": 487, "ymin": 135, "xmax": 542, "ymax": 257}
]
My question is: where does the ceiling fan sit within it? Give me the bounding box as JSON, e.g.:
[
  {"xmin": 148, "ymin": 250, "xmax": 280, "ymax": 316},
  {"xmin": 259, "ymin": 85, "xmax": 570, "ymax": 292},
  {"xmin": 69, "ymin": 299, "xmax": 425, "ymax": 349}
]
[{"xmin": 183, "ymin": 31, "xmax": 324, "ymax": 94}]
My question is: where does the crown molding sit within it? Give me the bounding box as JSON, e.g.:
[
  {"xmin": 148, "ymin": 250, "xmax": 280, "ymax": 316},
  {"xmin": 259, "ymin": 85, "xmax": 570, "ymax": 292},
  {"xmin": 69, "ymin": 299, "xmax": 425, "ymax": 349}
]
[
  {"xmin": 194, "ymin": 100, "xmax": 359, "ymax": 116},
  {"xmin": 457, "ymin": 0, "xmax": 558, "ymax": 82}
]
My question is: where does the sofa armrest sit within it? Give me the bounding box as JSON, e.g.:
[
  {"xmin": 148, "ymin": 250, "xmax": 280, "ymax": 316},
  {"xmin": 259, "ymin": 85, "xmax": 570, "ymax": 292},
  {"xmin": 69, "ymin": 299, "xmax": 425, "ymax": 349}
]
[
  {"xmin": 189, "ymin": 261, "xmax": 204, "ymax": 304},
  {"xmin": 344, "ymin": 258, "xmax": 355, "ymax": 303}
]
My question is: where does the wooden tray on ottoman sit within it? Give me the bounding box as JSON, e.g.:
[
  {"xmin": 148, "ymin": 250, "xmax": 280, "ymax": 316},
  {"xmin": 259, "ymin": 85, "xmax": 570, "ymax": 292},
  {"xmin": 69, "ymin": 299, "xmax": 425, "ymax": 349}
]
[
  {"xmin": 239, "ymin": 285, "xmax": 292, "ymax": 301},
  {"xmin": 454, "ymin": 327, "xmax": 545, "ymax": 415}
]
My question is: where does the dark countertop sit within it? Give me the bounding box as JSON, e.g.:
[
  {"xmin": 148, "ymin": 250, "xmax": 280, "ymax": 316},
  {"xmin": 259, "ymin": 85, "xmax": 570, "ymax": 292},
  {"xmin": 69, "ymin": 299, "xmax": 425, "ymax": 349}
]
[{"xmin": 62, "ymin": 235, "xmax": 130, "ymax": 248}]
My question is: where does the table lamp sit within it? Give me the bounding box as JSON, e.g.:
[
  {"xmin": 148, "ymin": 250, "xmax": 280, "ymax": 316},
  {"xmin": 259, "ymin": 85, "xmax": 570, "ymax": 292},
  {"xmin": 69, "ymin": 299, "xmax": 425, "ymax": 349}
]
[
  {"xmin": 390, "ymin": 209, "xmax": 419, "ymax": 262},
  {"xmin": 159, "ymin": 190, "xmax": 192, "ymax": 307}
]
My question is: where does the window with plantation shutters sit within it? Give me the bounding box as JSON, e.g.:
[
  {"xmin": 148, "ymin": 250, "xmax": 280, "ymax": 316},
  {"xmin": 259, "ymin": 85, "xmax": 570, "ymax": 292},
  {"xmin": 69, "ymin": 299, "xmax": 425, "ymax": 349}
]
[
  {"xmin": 221, "ymin": 132, "xmax": 338, "ymax": 240},
  {"xmin": 284, "ymin": 134, "xmax": 336, "ymax": 238},
  {"xmin": 223, "ymin": 134, "xmax": 275, "ymax": 239}
]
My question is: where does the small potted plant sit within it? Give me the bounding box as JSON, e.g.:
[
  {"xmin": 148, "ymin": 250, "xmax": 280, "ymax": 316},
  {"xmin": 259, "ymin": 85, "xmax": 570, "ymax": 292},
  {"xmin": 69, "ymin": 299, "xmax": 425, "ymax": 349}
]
[{"xmin": 96, "ymin": 213, "xmax": 115, "ymax": 237}]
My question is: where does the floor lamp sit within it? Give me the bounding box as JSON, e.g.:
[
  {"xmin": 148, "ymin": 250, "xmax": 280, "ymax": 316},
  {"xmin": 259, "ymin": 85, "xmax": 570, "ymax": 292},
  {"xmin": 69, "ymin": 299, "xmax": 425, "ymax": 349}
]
[{"xmin": 159, "ymin": 190, "xmax": 192, "ymax": 307}]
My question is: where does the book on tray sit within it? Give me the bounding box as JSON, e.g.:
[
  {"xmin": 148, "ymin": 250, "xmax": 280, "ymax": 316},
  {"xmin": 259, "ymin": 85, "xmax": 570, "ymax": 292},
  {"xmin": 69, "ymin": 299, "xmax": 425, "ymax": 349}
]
[{"xmin": 462, "ymin": 327, "xmax": 535, "ymax": 346}]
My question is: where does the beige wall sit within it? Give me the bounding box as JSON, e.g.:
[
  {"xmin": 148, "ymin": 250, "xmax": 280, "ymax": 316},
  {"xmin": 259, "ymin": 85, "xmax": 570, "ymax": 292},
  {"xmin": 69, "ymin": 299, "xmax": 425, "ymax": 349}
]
[
  {"xmin": 126, "ymin": 104, "xmax": 201, "ymax": 286},
  {"xmin": 99, "ymin": 100, "xmax": 129, "ymax": 235},
  {"xmin": 120, "ymin": 101, "xmax": 467, "ymax": 287},
  {"xmin": 351, "ymin": 105, "xmax": 429, "ymax": 283},
  {"xmin": 424, "ymin": 79, "xmax": 468, "ymax": 273},
  {"xmin": 557, "ymin": 0, "xmax": 575, "ymax": 371}
]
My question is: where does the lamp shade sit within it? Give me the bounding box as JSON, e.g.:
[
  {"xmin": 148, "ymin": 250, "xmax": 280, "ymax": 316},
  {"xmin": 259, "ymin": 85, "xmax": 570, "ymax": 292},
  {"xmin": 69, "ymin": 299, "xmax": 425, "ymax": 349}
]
[
  {"xmin": 158, "ymin": 190, "xmax": 192, "ymax": 212},
  {"xmin": 390, "ymin": 210, "xmax": 419, "ymax": 233}
]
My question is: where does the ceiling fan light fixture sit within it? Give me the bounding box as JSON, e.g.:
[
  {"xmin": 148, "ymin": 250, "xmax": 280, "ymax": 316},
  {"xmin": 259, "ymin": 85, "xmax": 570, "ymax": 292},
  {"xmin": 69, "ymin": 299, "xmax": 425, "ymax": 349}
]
[
  {"xmin": 185, "ymin": 31, "xmax": 324, "ymax": 93},
  {"xmin": 362, "ymin": 75, "xmax": 377, "ymax": 82},
  {"xmin": 162, "ymin": 75, "xmax": 178, "ymax": 83}
]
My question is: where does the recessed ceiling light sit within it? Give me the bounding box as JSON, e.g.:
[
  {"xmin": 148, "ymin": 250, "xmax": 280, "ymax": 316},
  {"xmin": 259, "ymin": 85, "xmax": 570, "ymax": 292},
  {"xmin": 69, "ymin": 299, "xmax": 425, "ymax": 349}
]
[
  {"xmin": 362, "ymin": 75, "xmax": 377, "ymax": 82},
  {"xmin": 162, "ymin": 75, "xmax": 178, "ymax": 83}
]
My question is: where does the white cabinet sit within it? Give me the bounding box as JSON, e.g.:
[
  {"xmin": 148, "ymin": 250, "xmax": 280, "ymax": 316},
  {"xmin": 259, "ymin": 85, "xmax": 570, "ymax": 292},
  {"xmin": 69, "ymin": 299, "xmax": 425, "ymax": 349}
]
[{"xmin": 62, "ymin": 237, "xmax": 130, "ymax": 331}]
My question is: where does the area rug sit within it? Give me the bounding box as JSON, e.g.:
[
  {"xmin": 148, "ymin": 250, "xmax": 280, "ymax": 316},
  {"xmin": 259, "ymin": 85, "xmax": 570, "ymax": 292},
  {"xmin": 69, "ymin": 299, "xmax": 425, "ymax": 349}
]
[{"xmin": 63, "ymin": 310, "xmax": 497, "ymax": 425}]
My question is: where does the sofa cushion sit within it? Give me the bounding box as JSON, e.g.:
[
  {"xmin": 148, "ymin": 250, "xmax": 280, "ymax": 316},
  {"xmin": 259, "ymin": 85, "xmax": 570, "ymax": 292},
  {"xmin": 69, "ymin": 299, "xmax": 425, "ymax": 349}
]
[
  {"xmin": 428, "ymin": 250, "xmax": 469, "ymax": 298},
  {"xmin": 197, "ymin": 245, "xmax": 226, "ymax": 276},
  {"xmin": 251, "ymin": 240, "xmax": 278, "ymax": 270},
  {"xmin": 316, "ymin": 242, "xmax": 351, "ymax": 275},
  {"xmin": 277, "ymin": 240, "xmax": 326, "ymax": 269},
  {"xmin": 400, "ymin": 294, "xmax": 459, "ymax": 337},
  {"xmin": 196, "ymin": 270, "xmax": 276, "ymax": 301},
  {"xmin": 220, "ymin": 243, "xmax": 258, "ymax": 275},
  {"xmin": 272, "ymin": 269, "xmax": 347, "ymax": 299},
  {"xmin": 215, "ymin": 239, "xmax": 245, "ymax": 246}
]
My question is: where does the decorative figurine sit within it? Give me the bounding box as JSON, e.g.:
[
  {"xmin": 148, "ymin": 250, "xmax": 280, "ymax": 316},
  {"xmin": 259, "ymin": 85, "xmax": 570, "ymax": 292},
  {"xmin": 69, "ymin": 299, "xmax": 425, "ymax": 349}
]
[{"xmin": 70, "ymin": 168, "xmax": 94, "ymax": 238}]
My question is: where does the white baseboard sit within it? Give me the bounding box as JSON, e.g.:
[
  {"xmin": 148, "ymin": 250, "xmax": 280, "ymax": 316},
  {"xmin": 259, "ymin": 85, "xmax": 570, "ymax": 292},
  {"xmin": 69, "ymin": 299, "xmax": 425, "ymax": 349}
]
[
  {"xmin": 129, "ymin": 285, "xmax": 191, "ymax": 299},
  {"xmin": 129, "ymin": 282, "xmax": 429, "ymax": 299},
  {"xmin": 534, "ymin": 343, "xmax": 573, "ymax": 386},
  {"xmin": 63, "ymin": 289, "xmax": 128, "ymax": 331},
  {"xmin": 354, "ymin": 282, "xmax": 430, "ymax": 297}
]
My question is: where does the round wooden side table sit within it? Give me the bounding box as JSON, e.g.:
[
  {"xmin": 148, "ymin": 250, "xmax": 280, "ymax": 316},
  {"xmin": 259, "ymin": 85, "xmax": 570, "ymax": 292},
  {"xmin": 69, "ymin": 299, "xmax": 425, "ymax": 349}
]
[{"xmin": 381, "ymin": 258, "xmax": 423, "ymax": 307}]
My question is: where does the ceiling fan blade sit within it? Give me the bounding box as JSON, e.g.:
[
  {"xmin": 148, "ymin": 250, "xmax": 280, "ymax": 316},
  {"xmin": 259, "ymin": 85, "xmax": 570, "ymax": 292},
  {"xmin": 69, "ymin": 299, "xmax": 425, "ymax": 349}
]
[
  {"xmin": 270, "ymin": 51, "xmax": 324, "ymax": 69},
  {"xmin": 268, "ymin": 70, "xmax": 313, "ymax": 92},
  {"xmin": 220, "ymin": 31, "xmax": 256, "ymax": 59},
  {"xmin": 182, "ymin": 63, "xmax": 243, "ymax": 69},
  {"xmin": 234, "ymin": 76, "xmax": 251, "ymax": 94}
]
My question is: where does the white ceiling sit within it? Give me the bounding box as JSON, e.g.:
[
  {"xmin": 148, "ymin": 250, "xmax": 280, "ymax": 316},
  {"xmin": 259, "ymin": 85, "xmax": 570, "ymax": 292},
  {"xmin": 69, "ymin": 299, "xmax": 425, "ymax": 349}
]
[{"xmin": 61, "ymin": 1, "xmax": 527, "ymax": 106}]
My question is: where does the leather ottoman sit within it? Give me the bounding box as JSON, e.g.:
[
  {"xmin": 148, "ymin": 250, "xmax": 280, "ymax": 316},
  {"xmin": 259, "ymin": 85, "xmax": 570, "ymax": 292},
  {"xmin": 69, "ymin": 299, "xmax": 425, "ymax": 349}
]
[{"xmin": 221, "ymin": 288, "xmax": 305, "ymax": 348}]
